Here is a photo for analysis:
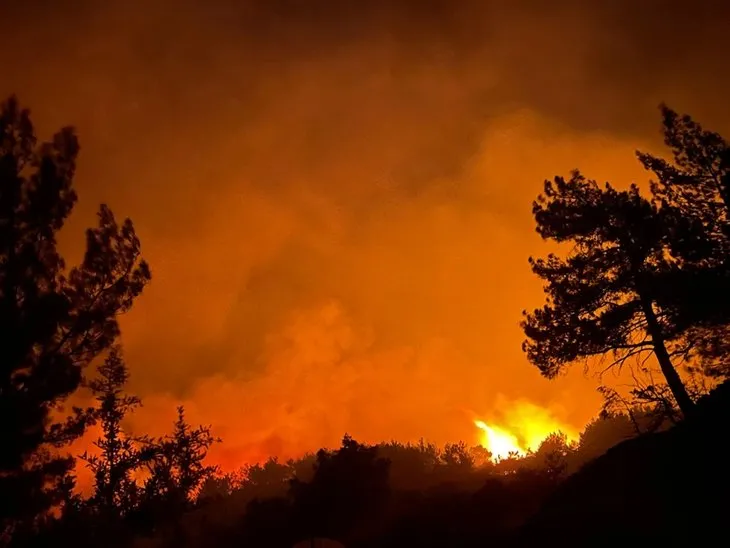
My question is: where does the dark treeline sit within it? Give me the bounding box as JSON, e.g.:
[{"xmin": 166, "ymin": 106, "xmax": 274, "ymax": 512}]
[{"xmin": 2, "ymin": 93, "xmax": 730, "ymax": 547}]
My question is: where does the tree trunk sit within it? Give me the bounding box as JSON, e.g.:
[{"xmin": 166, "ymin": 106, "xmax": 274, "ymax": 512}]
[{"xmin": 640, "ymin": 297, "xmax": 696, "ymax": 418}]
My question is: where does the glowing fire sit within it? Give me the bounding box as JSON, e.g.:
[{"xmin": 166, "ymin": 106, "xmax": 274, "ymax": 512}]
[
  {"xmin": 473, "ymin": 400, "xmax": 578, "ymax": 461},
  {"xmin": 474, "ymin": 420, "xmax": 525, "ymax": 460}
]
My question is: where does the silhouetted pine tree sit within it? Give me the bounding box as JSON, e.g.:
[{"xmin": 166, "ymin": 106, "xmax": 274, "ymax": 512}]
[
  {"xmin": 139, "ymin": 407, "xmax": 218, "ymax": 526},
  {"xmin": 521, "ymin": 172, "xmax": 696, "ymax": 416},
  {"xmin": 80, "ymin": 347, "xmax": 152, "ymax": 519},
  {"xmin": 0, "ymin": 95, "xmax": 150, "ymax": 538},
  {"xmin": 637, "ymin": 106, "xmax": 730, "ymax": 378}
]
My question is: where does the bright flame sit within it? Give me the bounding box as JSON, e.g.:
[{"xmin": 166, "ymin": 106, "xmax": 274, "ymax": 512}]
[
  {"xmin": 474, "ymin": 420, "xmax": 526, "ymax": 460},
  {"xmin": 473, "ymin": 399, "xmax": 578, "ymax": 462}
]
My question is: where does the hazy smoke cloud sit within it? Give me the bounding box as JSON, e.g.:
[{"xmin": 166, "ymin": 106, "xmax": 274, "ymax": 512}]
[{"xmin": 3, "ymin": 0, "xmax": 729, "ymax": 465}]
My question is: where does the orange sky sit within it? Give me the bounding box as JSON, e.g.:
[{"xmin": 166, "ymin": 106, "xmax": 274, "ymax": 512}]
[{"xmin": 3, "ymin": 0, "xmax": 730, "ymax": 470}]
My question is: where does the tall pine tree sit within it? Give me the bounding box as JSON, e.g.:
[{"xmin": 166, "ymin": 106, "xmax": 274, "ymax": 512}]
[
  {"xmin": 0, "ymin": 96, "xmax": 151, "ymax": 535},
  {"xmin": 81, "ymin": 347, "xmax": 151, "ymax": 518},
  {"xmin": 521, "ymin": 172, "xmax": 696, "ymax": 416},
  {"xmin": 637, "ymin": 106, "xmax": 730, "ymax": 377},
  {"xmin": 141, "ymin": 407, "xmax": 218, "ymax": 521}
]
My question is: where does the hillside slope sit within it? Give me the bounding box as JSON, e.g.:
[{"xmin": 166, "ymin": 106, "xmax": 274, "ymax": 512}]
[{"xmin": 518, "ymin": 382, "xmax": 730, "ymax": 546}]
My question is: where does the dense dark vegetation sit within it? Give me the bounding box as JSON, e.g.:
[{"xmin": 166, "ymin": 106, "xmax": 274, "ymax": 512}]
[{"xmin": 1, "ymin": 94, "xmax": 729, "ymax": 547}]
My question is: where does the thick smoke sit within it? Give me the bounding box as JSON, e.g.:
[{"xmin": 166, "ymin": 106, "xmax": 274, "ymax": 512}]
[{"xmin": 2, "ymin": 0, "xmax": 729, "ymax": 466}]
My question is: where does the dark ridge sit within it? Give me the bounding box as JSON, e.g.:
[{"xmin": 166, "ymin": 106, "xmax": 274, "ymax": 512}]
[{"xmin": 518, "ymin": 380, "xmax": 730, "ymax": 546}]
